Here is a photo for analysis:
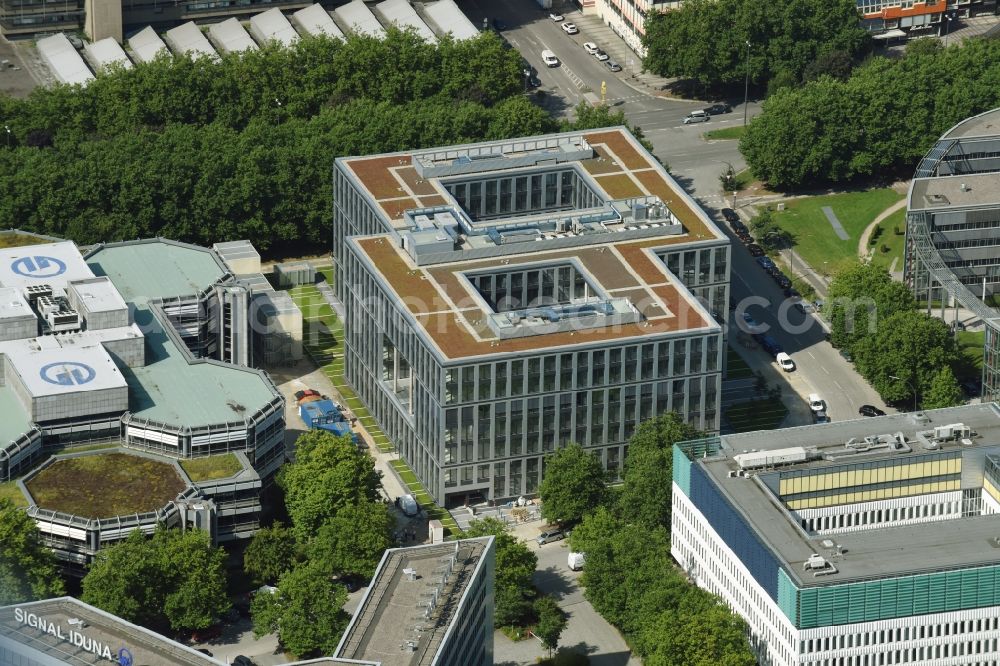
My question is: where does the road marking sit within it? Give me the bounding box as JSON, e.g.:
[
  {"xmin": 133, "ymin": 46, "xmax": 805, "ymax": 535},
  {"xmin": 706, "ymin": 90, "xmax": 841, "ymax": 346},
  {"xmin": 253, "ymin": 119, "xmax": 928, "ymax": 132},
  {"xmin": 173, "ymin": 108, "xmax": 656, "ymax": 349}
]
[{"xmin": 821, "ymin": 366, "xmax": 830, "ymax": 375}]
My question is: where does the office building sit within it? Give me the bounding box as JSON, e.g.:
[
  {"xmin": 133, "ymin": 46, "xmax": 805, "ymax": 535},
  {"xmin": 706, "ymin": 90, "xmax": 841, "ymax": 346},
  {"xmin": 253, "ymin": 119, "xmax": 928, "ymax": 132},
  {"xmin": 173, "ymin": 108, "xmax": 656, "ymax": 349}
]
[
  {"xmin": 904, "ymin": 107, "xmax": 1000, "ymax": 402},
  {"xmin": 673, "ymin": 402, "xmax": 1000, "ymax": 666},
  {"xmin": 592, "ymin": 0, "xmax": 677, "ymax": 57},
  {"xmin": 333, "ymin": 128, "xmax": 729, "ymax": 505},
  {"xmin": 0, "ymin": 234, "xmax": 297, "ymax": 570},
  {"xmin": 0, "ymin": 537, "xmax": 495, "ymax": 666}
]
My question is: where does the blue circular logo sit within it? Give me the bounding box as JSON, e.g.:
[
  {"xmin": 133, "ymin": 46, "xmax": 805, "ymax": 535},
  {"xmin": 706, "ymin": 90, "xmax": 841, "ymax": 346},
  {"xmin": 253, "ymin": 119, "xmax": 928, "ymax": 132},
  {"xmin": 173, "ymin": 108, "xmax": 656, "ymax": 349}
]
[
  {"xmin": 11, "ymin": 255, "xmax": 67, "ymax": 279},
  {"xmin": 39, "ymin": 362, "xmax": 96, "ymax": 387},
  {"xmin": 118, "ymin": 648, "xmax": 133, "ymax": 666}
]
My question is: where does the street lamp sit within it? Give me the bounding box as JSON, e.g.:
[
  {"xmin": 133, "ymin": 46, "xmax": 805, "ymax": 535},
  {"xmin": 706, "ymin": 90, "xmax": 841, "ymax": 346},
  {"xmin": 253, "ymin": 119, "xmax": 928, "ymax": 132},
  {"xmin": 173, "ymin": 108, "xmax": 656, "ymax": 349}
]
[
  {"xmin": 743, "ymin": 40, "xmax": 751, "ymax": 126},
  {"xmin": 890, "ymin": 375, "xmax": 918, "ymax": 412},
  {"xmin": 942, "ymin": 14, "xmax": 952, "ymax": 46},
  {"xmin": 3, "ymin": 124, "xmax": 10, "ymax": 148}
]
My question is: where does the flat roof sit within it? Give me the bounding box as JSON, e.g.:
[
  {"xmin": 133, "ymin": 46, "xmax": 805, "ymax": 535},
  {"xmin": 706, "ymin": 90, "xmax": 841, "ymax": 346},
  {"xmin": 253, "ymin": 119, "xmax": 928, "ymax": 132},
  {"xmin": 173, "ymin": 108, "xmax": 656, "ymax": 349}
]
[
  {"xmin": 121, "ymin": 305, "xmax": 278, "ymax": 428},
  {"xmin": 164, "ymin": 22, "xmax": 219, "ymax": 60},
  {"xmin": 83, "ymin": 37, "xmax": 133, "ymax": 72},
  {"xmin": 0, "ymin": 241, "xmax": 95, "ymax": 293},
  {"xmin": 909, "ymin": 172, "xmax": 1000, "ymax": 211},
  {"xmin": 421, "ymin": 0, "xmax": 478, "ymax": 40},
  {"xmin": 208, "ymin": 18, "xmax": 259, "ymax": 54},
  {"xmin": 85, "ymin": 240, "xmax": 228, "ymax": 303},
  {"xmin": 943, "ymin": 108, "xmax": 1000, "ymax": 140},
  {"xmin": 8, "ymin": 345, "xmax": 127, "ymax": 399},
  {"xmin": 335, "ymin": 0, "xmax": 386, "ymax": 37},
  {"xmin": 291, "ymin": 4, "xmax": 345, "ymax": 39},
  {"xmin": 250, "ymin": 8, "xmax": 300, "ymax": 47},
  {"xmin": 0, "ymin": 598, "xmax": 219, "ymax": 666},
  {"xmin": 69, "ymin": 277, "xmax": 128, "ymax": 313},
  {"xmin": 376, "ymin": 0, "xmax": 436, "ymax": 42},
  {"xmin": 335, "ymin": 537, "xmax": 493, "ymax": 666},
  {"xmin": 128, "ymin": 26, "xmax": 169, "ymax": 63},
  {"xmin": 701, "ymin": 403, "xmax": 1000, "ymax": 586},
  {"xmin": 36, "ymin": 34, "xmax": 94, "ymax": 86},
  {"xmin": 0, "ymin": 286, "xmax": 33, "ymax": 321}
]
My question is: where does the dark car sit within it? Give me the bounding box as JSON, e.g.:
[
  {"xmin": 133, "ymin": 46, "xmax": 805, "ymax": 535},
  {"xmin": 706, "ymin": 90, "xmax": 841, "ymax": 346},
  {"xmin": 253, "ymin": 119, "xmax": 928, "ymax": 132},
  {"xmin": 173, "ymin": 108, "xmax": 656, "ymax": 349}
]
[
  {"xmin": 747, "ymin": 244, "xmax": 765, "ymax": 257},
  {"xmin": 233, "ymin": 657, "xmax": 256, "ymax": 666},
  {"xmin": 492, "ymin": 18, "xmax": 507, "ymax": 30},
  {"xmin": 859, "ymin": 405, "xmax": 887, "ymax": 417},
  {"xmin": 754, "ymin": 334, "xmax": 783, "ymax": 357},
  {"xmin": 737, "ymin": 232, "xmax": 754, "ymax": 245},
  {"xmin": 776, "ymin": 276, "xmax": 792, "ymax": 289},
  {"xmin": 527, "ymin": 74, "xmax": 542, "ymax": 88},
  {"xmin": 706, "ymin": 103, "xmax": 733, "ymax": 115},
  {"xmin": 721, "ymin": 208, "xmax": 740, "ymax": 223},
  {"xmin": 605, "ymin": 60, "xmax": 622, "ymax": 72}
]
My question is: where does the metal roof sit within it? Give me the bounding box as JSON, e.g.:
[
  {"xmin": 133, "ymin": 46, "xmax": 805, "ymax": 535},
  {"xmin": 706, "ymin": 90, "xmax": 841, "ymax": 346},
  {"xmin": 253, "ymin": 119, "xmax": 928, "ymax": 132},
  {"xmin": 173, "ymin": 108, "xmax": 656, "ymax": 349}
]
[
  {"xmin": 249, "ymin": 8, "xmax": 300, "ymax": 47},
  {"xmin": 128, "ymin": 26, "xmax": 169, "ymax": 63},
  {"xmin": 291, "ymin": 4, "xmax": 345, "ymax": 39},
  {"xmin": 163, "ymin": 22, "xmax": 219, "ymax": 60},
  {"xmin": 85, "ymin": 239, "xmax": 228, "ymax": 303},
  {"xmin": 421, "ymin": 0, "xmax": 478, "ymax": 40},
  {"xmin": 0, "ymin": 287, "xmax": 32, "ymax": 322},
  {"xmin": 36, "ymin": 33, "xmax": 94, "ymax": 86},
  {"xmin": 943, "ymin": 107, "xmax": 1000, "ymax": 140},
  {"xmin": 208, "ymin": 18, "xmax": 259, "ymax": 54},
  {"xmin": 334, "ymin": 0, "xmax": 386, "ymax": 37},
  {"xmin": 83, "ymin": 37, "xmax": 133, "ymax": 73},
  {"xmin": 376, "ymin": 0, "xmax": 436, "ymax": 42}
]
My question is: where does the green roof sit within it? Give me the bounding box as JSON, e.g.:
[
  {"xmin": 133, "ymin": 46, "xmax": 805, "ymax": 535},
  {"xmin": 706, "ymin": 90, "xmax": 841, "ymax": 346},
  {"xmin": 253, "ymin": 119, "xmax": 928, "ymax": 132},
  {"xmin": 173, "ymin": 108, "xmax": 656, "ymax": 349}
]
[
  {"xmin": 86, "ymin": 240, "xmax": 227, "ymax": 302},
  {"xmin": 122, "ymin": 306, "xmax": 277, "ymax": 428},
  {"xmin": 0, "ymin": 384, "xmax": 32, "ymax": 445}
]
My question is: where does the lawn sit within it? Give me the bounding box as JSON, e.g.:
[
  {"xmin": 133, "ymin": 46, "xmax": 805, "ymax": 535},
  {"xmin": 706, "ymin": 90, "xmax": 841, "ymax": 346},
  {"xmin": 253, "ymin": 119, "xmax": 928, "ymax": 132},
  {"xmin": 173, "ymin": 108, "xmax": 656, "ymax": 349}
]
[
  {"xmin": 726, "ymin": 347, "xmax": 755, "ymax": 379},
  {"xmin": 867, "ymin": 208, "xmax": 907, "ymax": 272},
  {"xmin": 0, "ymin": 231, "xmax": 48, "ymax": 248},
  {"xmin": 180, "ymin": 453, "xmax": 243, "ymax": 482},
  {"xmin": 703, "ymin": 126, "xmax": 747, "ymax": 141},
  {"xmin": 0, "ymin": 480, "xmax": 27, "ymax": 507},
  {"xmin": 25, "ymin": 453, "xmax": 187, "ymax": 518},
  {"xmin": 723, "ymin": 398, "xmax": 789, "ymax": 433},
  {"xmin": 768, "ymin": 189, "xmax": 904, "ymax": 276},
  {"xmin": 957, "ymin": 330, "xmax": 985, "ymax": 375}
]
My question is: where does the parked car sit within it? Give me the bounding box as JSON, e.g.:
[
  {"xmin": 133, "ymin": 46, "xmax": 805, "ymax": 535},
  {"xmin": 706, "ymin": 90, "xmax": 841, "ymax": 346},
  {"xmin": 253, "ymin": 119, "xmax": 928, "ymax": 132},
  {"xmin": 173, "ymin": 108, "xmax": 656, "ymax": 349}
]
[
  {"xmin": 568, "ymin": 552, "xmax": 586, "ymax": 571},
  {"xmin": 583, "ymin": 42, "xmax": 599, "ymax": 55},
  {"xmin": 732, "ymin": 220, "xmax": 748, "ymax": 234},
  {"xmin": 721, "ymin": 208, "xmax": 740, "ymax": 223},
  {"xmin": 756, "ymin": 256, "xmax": 775, "ymax": 270},
  {"xmin": 561, "ymin": 22, "xmax": 578, "ymax": 34},
  {"xmin": 737, "ymin": 232, "xmax": 754, "ymax": 245},
  {"xmin": 747, "ymin": 243, "xmax": 765, "ymax": 257},
  {"xmin": 683, "ymin": 109, "xmax": 710, "ymax": 124},
  {"xmin": 776, "ymin": 352, "xmax": 795, "ymax": 372},
  {"xmin": 809, "ymin": 394, "xmax": 825, "ymax": 413},
  {"xmin": 594, "ymin": 49, "xmax": 609, "ymax": 61},
  {"xmin": 492, "ymin": 18, "xmax": 507, "ymax": 30},
  {"xmin": 605, "ymin": 60, "xmax": 622, "ymax": 72},
  {"xmin": 838, "ymin": 348, "xmax": 853, "ymax": 363},
  {"xmin": 776, "ymin": 276, "xmax": 792, "ymax": 289},
  {"xmin": 232, "ymin": 657, "xmax": 255, "ymax": 666},
  {"xmin": 549, "ymin": 12, "xmax": 564, "ymax": 21},
  {"xmin": 537, "ymin": 529, "xmax": 565, "ymax": 545},
  {"xmin": 756, "ymin": 334, "xmax": 783, "ymax": 357},
  {"xmin": 397, "ymin": 494, "xmax": 420, "ymax": 517},
  {"xmin": 742, "ymin": 312, "xmax": 763, "ymax": 332},
  {"xmin": 527, "ymin": 73, "xmax": 542, "ymax": 88},
  {"xmin": 706, "ymin": 103, "xmax": 733, "ymax": 115},
  {"xmin": 542, "ymin": 50, "xmax": 560, "ymax": 67},
  {"xmin": 813, "ymin": 410, "xmax": 830, "ymax": 424},
  {"xmin": 859, "ymin": 404, "xmax": 886, "ymax": 417}
]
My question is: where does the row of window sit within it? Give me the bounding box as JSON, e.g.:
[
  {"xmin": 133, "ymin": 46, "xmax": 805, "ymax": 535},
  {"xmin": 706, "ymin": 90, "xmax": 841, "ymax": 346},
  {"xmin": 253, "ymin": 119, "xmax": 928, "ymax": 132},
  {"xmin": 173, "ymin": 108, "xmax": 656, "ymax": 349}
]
[
  {"xmin": 804, "ymin": 637, "xmax": 1000, "ymax": 666},
  {"xmin": 799, "ymin": 496, "xmax": 962, "ymax": 533},
  {"xmin": 445, "ymin": 169, "xmax": 601, "ymax": 221}
]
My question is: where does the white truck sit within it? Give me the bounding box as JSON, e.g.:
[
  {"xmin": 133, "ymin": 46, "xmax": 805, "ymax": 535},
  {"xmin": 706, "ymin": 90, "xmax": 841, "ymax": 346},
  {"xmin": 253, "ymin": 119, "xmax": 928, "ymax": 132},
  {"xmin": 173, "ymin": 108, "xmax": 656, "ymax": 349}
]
[{"xmin": 568, "ymin": 552, "xmax": 585, "ymax": 571}]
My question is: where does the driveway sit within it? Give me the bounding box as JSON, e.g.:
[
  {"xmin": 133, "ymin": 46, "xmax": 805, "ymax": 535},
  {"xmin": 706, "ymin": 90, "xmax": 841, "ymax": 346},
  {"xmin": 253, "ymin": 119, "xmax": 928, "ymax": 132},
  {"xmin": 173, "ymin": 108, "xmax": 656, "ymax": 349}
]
[{"xmin": 494, "ymin": 538, "xmax": 640, "ymax": 666}]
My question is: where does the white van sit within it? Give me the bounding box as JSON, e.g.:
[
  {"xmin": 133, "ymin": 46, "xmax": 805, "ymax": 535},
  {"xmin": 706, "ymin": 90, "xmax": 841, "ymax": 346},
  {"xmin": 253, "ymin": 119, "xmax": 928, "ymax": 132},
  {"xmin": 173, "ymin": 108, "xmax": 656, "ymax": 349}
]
[
  {"xmin": 683, "ymin": 109, "xmax": 710, "ymax": 124},
  {"xmin": 542, "ymin": 50, "xmax": 560, "ymax": 67}
]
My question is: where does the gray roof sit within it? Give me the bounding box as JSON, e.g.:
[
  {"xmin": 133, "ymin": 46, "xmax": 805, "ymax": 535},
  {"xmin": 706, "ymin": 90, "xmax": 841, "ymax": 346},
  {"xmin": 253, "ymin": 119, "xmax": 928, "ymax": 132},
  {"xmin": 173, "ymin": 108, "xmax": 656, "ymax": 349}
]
[
  {"xmin": 421, "ymin": 0, "xmax": 478, "ymax": 40},
  {"xmin": 334, "ymin": 0, "xmax": 386, "ymax": 37},
  {"xmin": 249, "ymin": 8, "xmax": 300, "ymax": 47},
  {"xmin": 68, "ymin": 276, "xmax": 127, "ymax": 313},
  {"xmin": 909, "ymin": 172, "xmax": 1000, "ymax": 211},
  {"xmin": 36, "ymin": 34, "xmax": 94, "ymax": 86},
  {"xmin": 163, "ymin": 22, "xmax": 219, "ymax": 60},
  {"xmin": 703, "ymin": 403, "xmax": 1000, "ymax": 586},
  {"xmin": 83, "ymin": 38, "xmax": 133, "ymax": 73},
  {"xmin": 85, "ymin": 239, "xmax": 228, "ymax": 303},
  {"xmin": 128, "ymin": 26, "xmax": 169, "ymax": 63},
  {"xmin": 376, "ymin": 0, "xmax": 436, "ymax": 42},
  {"xmin": 208, "ymin": 18, "xmax": 259, "ymax": 54},
  {"xmin": 0, "ymin": 240, "xmax": 95, "ymax": 293},
  {"xmin": 291, "ymin": 4, "xmax": 345, "ymax": 39},
  {"xmin": 943, "ymin": 108, "xmax": 1000, "ymax": 140}
]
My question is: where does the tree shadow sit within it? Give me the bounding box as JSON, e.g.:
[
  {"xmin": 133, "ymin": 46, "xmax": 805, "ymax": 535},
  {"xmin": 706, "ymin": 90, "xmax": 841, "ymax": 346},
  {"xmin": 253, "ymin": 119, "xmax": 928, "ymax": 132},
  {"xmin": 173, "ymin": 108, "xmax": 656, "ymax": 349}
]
[{"xmin": 533, "ymin": 564, "xmax": 576, "ymax": 600}]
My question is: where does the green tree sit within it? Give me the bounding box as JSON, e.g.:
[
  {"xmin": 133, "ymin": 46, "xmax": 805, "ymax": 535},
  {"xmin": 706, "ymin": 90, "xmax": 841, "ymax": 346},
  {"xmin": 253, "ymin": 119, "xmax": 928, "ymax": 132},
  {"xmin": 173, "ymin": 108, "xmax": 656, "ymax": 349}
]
[
  {"xmin": 533, "ymin": 595, "xmax": 568, "ymax": 655},
  {"xmin": 921, "ymin": 366, "xmax": 965, "ymax": 409},
  {"xmin": 617, "ymin": 412, "xmax": 702, "ymax": 531},
  {"xmin": 635, "ymin": 596, "xmax": 756, "ymax": 666},
  {"xmin": 308, "ymin": 502, "xmax": 394, "ymax": 580},
  {"xmin": 251, "ymin": 560, "xmax": 349, "ymax": 657},
  {"xmin": 464, "ymin": 517, "xmax": 537, "ymax": 626},
  {"xmin": 905, "ymin": 37, "xmax": 942, "ymax": 58},
  {"xmin": 81, "ymin": 528, "xmax": 229, "ymax": 632},
  {"xmin": 539, "ymin": 444, "xmax": 608, "ymax": 525},
  {"xmin": 244, "ymin": 522, "xmax": 299, "ymax": 585},
  {"xmin": 280, "ymin": 430, "xmax": 382, "ymax": 543},
  {"xmin": 827, "ymin": 262, "xmax": 916, "ymax": 352},
  {"xmin": 853, "ymin": 309, "xmax": 961, "ymax": 405},
  {"xmin": 0, "ymin": 498, "xmax": 65, "ymax": 605}
]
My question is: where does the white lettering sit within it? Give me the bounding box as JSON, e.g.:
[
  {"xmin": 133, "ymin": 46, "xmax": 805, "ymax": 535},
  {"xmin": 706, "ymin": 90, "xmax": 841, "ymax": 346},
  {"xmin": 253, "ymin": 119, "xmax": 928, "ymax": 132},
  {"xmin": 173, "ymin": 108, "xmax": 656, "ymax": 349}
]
[
  {"xmin": 14, "ymin": 608, "xmax": 24, "ymax": 623},
  {"xmin": 15, "ymin": 609, "xmax": 123, "ymax": 663},
  {"xmin": 101, "ymin": 645, "xmax": 112, "ymax": 660}
]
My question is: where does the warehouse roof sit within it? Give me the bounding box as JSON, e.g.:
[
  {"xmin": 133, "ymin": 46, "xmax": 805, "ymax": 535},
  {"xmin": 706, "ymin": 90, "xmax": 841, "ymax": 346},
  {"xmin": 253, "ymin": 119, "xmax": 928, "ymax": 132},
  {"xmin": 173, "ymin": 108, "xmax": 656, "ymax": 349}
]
[
  {"xmin": 85, "ymin": 239, "xmax": 228, "ymax": 303},
  {"xmin": 128, "ymin": 26, "xmax": 169, "ymax": 63},
  {"xmin": 334, "ymin": 0, "xmax": 386, "ymax": 37},
  {"xmin": 208, "ymin": 18, "xmax": 259, "ymax": 54},
  {"xmin": 699, "ymin": 403, "xmax": 1000, "ymax": 586},
  {"xmin": 376, "ymin": 0, "xmax": 436, "ymax": 42},
  {"xmin": 291, "ymin": 4, "xmax": 345, "ymax": 39},
  {"xmin": 421, "ymin": 0, "xmax": 478, "ymax": 40},
  {"xmin": 164, "ymin": 22, "xmax": 219, "ymax": 60},
  {"xmin": 250, "ymin": 8, "xmax": 300, "ymax": 47},
  {"xmin": 83, "ymin": 37, "xmax": 133, "ymax": 72},
  {"xmin": 36, "ymin": 33, "xmax": 94, "ymax": 86}
]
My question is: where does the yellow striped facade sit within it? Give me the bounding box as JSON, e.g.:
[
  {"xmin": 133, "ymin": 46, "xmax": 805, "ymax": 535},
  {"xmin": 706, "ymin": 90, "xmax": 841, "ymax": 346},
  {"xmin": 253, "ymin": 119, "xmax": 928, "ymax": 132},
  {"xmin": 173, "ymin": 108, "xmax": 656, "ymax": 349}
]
[
  {"xmin": 985, "ymin": 477, "xmax": 1000, "ymax": 506},
  {"xmin": 785, "ymin": 480, "xmax": 960, "ymax": 510}
]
